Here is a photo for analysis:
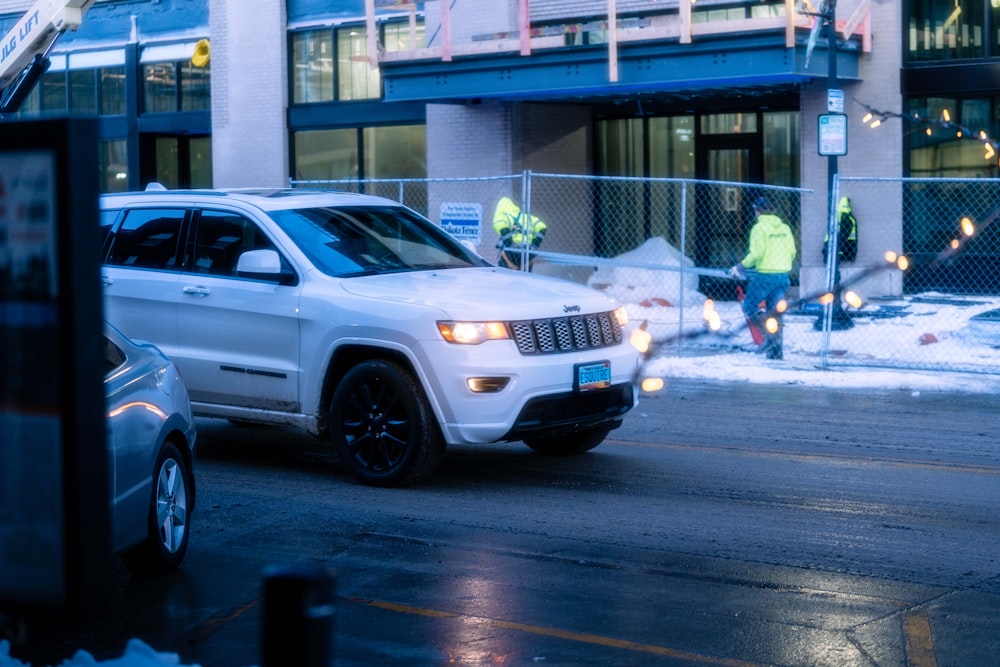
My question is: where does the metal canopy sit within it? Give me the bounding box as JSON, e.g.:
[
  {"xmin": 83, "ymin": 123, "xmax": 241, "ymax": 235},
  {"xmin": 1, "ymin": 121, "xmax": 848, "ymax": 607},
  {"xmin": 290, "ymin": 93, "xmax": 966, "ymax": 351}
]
[{"xmin": 381, "ymin": 32, "xmax": 861, "ymax": 106}]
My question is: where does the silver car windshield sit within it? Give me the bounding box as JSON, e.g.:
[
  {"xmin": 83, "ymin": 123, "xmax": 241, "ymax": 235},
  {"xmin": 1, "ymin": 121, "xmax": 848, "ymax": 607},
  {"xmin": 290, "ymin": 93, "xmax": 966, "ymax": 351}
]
[{"xmin": 270, "ymin": 205, "xmax": 490, "ymax": 278}]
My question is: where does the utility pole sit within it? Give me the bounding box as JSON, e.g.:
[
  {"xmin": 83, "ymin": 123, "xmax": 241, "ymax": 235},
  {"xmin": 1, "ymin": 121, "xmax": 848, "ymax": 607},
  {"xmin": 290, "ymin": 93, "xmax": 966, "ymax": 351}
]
[{"xmin": 816, "ymin": 0, "xmax": 854, "ymax": 330}]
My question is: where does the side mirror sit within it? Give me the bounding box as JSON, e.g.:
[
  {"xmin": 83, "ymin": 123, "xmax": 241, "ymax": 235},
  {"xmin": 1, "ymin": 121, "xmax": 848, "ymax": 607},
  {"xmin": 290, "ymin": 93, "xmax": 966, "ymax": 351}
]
[{"xmin": 236, "ymin": 249, "xmax": 294, "ymax": 284}]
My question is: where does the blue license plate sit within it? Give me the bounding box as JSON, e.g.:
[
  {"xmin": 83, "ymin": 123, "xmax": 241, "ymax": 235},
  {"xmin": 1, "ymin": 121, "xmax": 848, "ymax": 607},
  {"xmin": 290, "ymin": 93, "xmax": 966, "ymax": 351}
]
[{"xmin": 575, "ymin": 360, "xmax": 611, "ymax": 392}]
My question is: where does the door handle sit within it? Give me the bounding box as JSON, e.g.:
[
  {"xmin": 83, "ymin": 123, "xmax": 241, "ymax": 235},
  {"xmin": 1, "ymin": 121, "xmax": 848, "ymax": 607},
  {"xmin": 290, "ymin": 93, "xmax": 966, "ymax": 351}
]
[
  {"xmin": 101, "ymin": 276, "xmax": 112, "ymax": 287},
  {"xmin": 182, "ymin": 285, "xmax": 211, "ymax": 297}
]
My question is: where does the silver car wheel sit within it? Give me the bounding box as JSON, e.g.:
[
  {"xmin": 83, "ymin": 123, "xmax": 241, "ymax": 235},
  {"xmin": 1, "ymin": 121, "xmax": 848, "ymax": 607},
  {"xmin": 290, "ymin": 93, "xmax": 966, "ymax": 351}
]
[{"xmin": 155, "ymin": 455, "xmax": 188, "ymax": 554}]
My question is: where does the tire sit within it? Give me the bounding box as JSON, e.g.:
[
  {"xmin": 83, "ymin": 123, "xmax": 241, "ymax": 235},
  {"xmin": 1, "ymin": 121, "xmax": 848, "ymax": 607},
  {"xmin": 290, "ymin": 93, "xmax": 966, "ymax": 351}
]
[
  {"xmin": 524, "ymin": 424, "xmax": 615, "ymax": 456},
  {"xmin": 330, "ymin": 360, "xmax": 446, "ymax": 487},
  {"xmin": 121, "ymin": 442, "xmax": 192, "ymax": 574}
]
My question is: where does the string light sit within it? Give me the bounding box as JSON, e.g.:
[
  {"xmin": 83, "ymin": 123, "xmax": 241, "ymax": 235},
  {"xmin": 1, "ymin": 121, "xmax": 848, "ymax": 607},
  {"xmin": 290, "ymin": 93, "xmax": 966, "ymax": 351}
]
[{"xmin": 857, "ymin": 99, "xmax": 1000, "ymax": 162}]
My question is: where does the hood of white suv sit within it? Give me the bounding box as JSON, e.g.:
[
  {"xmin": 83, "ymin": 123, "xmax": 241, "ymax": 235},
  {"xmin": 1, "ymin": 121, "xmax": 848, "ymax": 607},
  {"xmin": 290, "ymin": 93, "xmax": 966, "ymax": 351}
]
[{"xmin": 339, "ymin": 267, "xmax": 619, "ymax": 320}]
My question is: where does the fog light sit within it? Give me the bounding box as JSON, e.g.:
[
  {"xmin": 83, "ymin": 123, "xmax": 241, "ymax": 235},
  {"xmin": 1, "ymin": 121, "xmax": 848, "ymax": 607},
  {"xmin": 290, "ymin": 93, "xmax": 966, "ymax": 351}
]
[{"xmin": 467, "ymin": 377, "xmax": 510, "ymax": 393}]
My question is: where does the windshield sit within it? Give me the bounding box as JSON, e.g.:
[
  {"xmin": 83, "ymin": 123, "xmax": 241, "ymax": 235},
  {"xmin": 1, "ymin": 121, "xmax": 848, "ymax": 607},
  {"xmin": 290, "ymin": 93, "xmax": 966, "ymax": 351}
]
[{"xmin": 270, "ymin": 205, "xmax": 490, "ymax": 277}]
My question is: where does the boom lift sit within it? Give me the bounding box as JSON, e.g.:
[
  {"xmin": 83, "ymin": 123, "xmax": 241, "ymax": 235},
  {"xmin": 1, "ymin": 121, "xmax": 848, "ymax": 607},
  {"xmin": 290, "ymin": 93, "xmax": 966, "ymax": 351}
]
[{"xmin": 0, "ymin": 0, "xmax": 95, "ymax": 113}]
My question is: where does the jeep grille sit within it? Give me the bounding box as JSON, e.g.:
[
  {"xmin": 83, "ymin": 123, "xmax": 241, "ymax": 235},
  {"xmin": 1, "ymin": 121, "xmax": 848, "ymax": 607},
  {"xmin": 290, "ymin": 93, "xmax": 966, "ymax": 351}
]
[{"xmin": 510, "ymin": 311, "xmax": 623, "ymax": 355}]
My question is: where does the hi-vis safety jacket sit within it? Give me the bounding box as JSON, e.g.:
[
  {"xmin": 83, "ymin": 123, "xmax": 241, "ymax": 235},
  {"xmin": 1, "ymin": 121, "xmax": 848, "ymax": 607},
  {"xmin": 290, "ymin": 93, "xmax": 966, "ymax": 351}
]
[
  {"xmin": 492, "ymin": 197, "xmax": 547, "ymax": 247},
  {"xmin": 824, "ymin": 196, "xmax": 858, "ymax": 262},
  {"xmin": 741, "ymin": 213, "xmax": 797, "ymax": 274}
]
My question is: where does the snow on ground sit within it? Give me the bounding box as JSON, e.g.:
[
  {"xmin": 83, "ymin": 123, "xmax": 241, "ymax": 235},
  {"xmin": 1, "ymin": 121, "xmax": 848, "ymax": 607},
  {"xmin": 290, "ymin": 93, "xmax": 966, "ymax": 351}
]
[
  {"xmin": 562, "ymin": 237, "xmax": 1000, "ymax": 395},
  {"xmin": 626, "ymin": 294, "xmax": 1000, "ymax": 395}
]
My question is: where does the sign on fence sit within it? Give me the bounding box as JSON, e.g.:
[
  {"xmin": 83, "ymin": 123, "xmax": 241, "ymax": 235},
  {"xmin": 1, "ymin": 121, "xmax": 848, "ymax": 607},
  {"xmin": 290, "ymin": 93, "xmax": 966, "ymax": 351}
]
[{"xmin": 440, "ymin": 202, "xmax": 482, "ymax": 243}]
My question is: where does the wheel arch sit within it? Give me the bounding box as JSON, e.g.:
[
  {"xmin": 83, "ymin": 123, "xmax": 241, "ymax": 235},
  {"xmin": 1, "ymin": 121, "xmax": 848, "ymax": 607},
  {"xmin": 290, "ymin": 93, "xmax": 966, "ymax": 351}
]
[{"xmin": 317, "ymin": 344, "xmax": 429, "ymax": 440}]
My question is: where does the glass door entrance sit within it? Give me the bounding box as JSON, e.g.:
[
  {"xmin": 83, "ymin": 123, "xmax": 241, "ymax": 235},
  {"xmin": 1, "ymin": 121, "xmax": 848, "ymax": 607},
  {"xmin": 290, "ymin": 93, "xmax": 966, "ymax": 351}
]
[{"xmin": 695, "ymin": 135, "xmax": 763, "ymax": 298}]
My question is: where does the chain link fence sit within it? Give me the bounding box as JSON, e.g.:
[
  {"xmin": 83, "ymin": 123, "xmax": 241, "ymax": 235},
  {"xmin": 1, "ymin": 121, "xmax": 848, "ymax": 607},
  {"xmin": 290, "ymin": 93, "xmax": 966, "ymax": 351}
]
[{"xmin": 290, "ymin": 173, "xmax": 1000, "ymax": 377}]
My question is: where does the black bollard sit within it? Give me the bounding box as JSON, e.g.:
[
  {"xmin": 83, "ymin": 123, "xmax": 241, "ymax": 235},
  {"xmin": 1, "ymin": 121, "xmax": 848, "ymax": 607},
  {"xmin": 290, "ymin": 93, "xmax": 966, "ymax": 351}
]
[{"xmin": 261, "ymin": 564, "xmax": 336, "ymax": 667}]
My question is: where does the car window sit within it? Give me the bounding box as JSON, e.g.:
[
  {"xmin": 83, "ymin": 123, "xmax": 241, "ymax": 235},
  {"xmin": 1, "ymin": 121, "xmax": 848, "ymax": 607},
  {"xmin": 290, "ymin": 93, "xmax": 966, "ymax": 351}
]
[
  {"xmin": 99, "ymin": 209, "xmax": 121, "ymax": 258},
  {"xmin": 188, "ymin": 210, "xmax": 296, "ymax": 281},
  {"xmin": 270, "ymin": 205, "xmax": 488, "ymax": 278},
  {"xmin": 104, "ymin": 335, "xmax": 126, "ymax": 375},
  {"xmin": 106, "ymin": 208, "xmax": 186, "ymax": 271}
]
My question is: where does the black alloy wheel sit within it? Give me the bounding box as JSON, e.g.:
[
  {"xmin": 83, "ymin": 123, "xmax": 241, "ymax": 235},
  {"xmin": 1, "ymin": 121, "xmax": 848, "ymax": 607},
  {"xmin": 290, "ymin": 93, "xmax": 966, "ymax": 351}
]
[{"xmin": 330, "ymin": 360, "xmax": 445, "ymax": 487}]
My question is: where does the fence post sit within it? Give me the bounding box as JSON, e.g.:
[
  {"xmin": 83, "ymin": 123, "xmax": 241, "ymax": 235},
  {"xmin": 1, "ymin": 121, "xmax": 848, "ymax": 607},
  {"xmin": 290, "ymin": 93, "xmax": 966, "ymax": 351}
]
[
  {"xmin": 521, "ymin": 170, "xmax": 532, "ymax": 271},
  {"xmin": 678, "ymin": 180, "xmax": 689, "ymax": 354},
  {"xmin": 817, "ymin": 176, "xmax": 842, "ymax": 367}
]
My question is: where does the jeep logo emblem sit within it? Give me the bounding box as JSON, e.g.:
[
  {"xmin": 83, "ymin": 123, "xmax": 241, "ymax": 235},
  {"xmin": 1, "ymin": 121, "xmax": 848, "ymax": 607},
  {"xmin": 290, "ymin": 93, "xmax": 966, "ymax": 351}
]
[{"xmin": 563, "ymin": 305, "xmax": 581, "ymax": 313}]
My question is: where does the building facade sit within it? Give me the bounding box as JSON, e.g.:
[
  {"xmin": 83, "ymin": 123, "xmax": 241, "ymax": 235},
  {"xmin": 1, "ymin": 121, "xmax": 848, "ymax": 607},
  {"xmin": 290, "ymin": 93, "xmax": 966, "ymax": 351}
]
[{"xmin": 1, "ymin": 0, "xmax": 997, "ymax": 297}]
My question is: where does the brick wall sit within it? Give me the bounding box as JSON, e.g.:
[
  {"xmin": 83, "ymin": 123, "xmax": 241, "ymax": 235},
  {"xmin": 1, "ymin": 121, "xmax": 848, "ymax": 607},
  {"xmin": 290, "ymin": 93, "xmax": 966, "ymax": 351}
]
[{"xmin": 210, "ymin": 0, "xmax": 288, "ymax": 188}]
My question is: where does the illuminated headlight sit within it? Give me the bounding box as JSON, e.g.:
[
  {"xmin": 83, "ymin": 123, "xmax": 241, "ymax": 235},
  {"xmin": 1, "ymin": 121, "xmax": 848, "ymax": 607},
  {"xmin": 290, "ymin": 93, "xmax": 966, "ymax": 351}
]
[
  {"xmin": 437, "ymin": 321, "xmax": 509, "ymax": 345},
  {"xmin": 613, "ymin": 306, "xmax": 628, "ymax": 327}
]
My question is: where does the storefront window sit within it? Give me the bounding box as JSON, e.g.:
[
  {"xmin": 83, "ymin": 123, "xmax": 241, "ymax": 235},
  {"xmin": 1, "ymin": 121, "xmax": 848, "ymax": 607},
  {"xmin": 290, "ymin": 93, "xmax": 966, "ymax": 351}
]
[
  {"xmin": 101, "ymin": 140, "xmax": 129, "ymax": 193},
  {"xmin": 363, "ymin": 124, "xmax": 426, "ymax": 178},
  {"xmin": 907, "ymin": 0, "xmax": 986, "ymax": 61},
  {"xmin": 189, "ymin": 136, "xmax": 213, "ymax": 187},
  {"xmin": 293, "ymin": 128, "xmax": 359, "ymax": 180},
  {"xmin": 648, "ymin": 116, "xmax": 695, "ymax": 178},
  {"xmin": 291, "ymin": 30, "xmax": 334, "ymax": 104},
  {"xmin": 337, "ymin": 27, "xmax": 380, "ymax": 100},
  {"xmin": 763, "ymin": 111, "xmax": 799, "ymax": 187},
  {"xmin": 596, "ymin": 118, "xmax": 644, "ymax": 176},
  {"xmin": 701, "ymin": 113, "xmax": 757, "ymax": 135}
]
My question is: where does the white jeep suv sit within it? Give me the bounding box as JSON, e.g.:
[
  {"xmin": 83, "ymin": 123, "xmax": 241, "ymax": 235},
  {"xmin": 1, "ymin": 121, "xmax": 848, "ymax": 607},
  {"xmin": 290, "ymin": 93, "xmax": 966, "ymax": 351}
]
[{"xmin": 99, "ymin": 188, "xmax": 639, "ymax": 486}]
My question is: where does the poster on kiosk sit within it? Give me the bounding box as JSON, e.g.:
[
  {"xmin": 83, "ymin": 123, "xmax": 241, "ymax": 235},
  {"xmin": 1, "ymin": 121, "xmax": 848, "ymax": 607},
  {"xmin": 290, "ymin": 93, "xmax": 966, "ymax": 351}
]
[{"xmin": 0, "ymin": 118, "xmax": 108, "ymax": 624}]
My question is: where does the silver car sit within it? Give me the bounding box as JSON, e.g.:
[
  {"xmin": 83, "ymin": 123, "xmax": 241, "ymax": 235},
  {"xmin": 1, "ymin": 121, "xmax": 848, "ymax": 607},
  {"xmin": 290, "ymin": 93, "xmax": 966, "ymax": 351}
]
[{"xmin": 104, "ymin": 322, "xmax": 196, "ymax": 572}]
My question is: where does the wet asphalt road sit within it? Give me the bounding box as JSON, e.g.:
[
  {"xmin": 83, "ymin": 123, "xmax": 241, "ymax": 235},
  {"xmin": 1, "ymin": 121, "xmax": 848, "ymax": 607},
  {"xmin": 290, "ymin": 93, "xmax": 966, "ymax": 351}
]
[{"xmin": 9, "ymin": 378, "xmax": 1000, "ymax": 666}]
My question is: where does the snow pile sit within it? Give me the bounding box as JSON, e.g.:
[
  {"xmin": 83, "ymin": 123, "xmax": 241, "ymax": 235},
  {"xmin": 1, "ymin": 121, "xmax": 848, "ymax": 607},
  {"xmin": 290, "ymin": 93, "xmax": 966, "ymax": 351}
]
[
  {"xmin": 587, "ymin": 237, "xmax": 701, "ymax": 307},
  {"xmin": 0, "ymin": 639, "xmax": 201, "ymax": 667}
]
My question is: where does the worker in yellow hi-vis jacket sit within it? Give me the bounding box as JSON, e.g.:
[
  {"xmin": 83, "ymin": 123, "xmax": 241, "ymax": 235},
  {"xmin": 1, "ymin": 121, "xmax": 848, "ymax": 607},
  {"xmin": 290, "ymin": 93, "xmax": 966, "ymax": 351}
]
[{"xmin": 492, "ymin": 196, "xmax": 546, "ymax": 270}]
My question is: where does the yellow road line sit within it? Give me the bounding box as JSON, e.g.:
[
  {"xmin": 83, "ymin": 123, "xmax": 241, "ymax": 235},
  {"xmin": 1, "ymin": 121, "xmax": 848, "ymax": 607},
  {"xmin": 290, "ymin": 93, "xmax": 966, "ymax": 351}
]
[
  {"xmin": 343, "ymin": 595, "xmax": 771, "ymax": 667},
  {"xmin": 904, "ymin": 610, "xmax": 938, "ymax": 667}
]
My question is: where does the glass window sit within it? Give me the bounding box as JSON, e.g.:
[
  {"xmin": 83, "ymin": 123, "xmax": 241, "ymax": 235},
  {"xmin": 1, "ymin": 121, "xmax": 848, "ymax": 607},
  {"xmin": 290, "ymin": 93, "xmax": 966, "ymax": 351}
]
[
  {"xmin": 100, "ymin": 140, "xmax": 129, "ymax": 194},
  {"xmin": 701, "ymin": 113, "xmax": 757, "ymax": 134},
  {"xmin": 907, "ymin": 96, "xmax": 1000, "ymax": 177},
  {"xmin": 337, "ymin": 26, "xmax": 380, "ymax": 100},
  {"xmin": 383, "ymin": 19, "xmax": 425, "ymax": 51},
  {"xmin": 98, "ymin": 208, "xmax": 121, "ymax": 254},
  {"xmin": 180, "ymin": 60, "xmax": 210, "ymax": 111},
  {"xmin": 907, "ymin": 0, "xmax": 986, "ymax": 62},
  {"xmin": 648, "ymin": 116, "xmax": 695, "ymax": 178},
  {"xmin": 292, "ymin": 128, "xmax": 359, "ymax": 180},
  {"xmin": 100, "ymin": 66, "xmax": 126, "ymax": 115},
  {"xmin": 763, "ymin": 111, "xmax": 799, "ymax": 187},
  {"xmin": 596, "ymin": 118, "xmax": 644, "ymax": 176},
  {"xmin": 189, "ymin": 137, "xmax": 213, "ymax": 188},
  {"xmin": 107, "ymin": 208, "xmax": 186, "ymax": 270},
  {"xmin": 155, "ymin": 137, "xmax": 180, "ymax": 189},
  {"xmin": 143, "ymin": 63, "xmax": 176, "ymax": 113},
  {"xmin": 40, "ymin": 71, "xmax": 66, "ymax": 113},
  {"xmin": 190, "ymin": 211, "xmax": 280, "ymax": 277},
  {"xmin": 291, "ymin": 30, "xmax": 334, "ymax": 103},
  {"xmin": 269, "ymin": 205, "xmax": 484, "ymax": 278},
  {"xmin": 69, "ymin": 69, "xmax": 97, "ymax": 114},
  {"xmin": 363, "ymin": 124, "xmax": 426, "ymax": 178}
]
